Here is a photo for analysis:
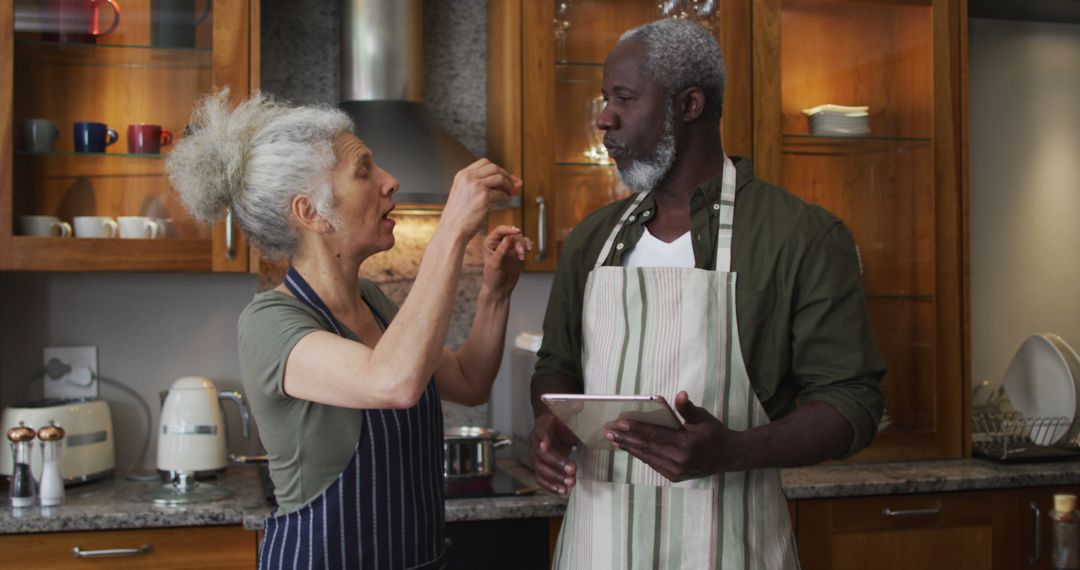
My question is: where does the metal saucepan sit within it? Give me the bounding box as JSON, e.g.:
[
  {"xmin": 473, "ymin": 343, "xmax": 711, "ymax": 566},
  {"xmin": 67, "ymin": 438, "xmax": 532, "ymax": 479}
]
[{"xmin": 443, "ymin": 426, "xmax": 511, "ymax": 479}]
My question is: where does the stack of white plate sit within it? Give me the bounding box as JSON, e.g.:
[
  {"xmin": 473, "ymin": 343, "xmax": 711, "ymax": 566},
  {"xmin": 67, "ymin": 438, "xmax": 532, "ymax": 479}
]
[
  {"xmin": 802, "ymin": 104, "xmax": 870, "ymax": 136},
  {"xmin": 1002, "ymin": 333, "xmax": 1080, "ymax": 445}
]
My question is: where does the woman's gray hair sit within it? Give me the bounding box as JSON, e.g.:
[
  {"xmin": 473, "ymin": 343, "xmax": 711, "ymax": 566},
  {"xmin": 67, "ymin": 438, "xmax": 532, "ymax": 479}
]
[
  {"xmin": 166, "ymin": 89, "xmax": 354, "ymax": 259},
  {"xmin": 618, "ymin": 19, "xmax": 726, "ymax": 117}
]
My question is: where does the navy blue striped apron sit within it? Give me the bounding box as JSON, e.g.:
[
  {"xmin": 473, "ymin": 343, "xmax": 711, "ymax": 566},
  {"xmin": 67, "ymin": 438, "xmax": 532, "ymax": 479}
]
[{"xmin": 258, "ymin": 267, "xmax": 446, "ymax": 570}]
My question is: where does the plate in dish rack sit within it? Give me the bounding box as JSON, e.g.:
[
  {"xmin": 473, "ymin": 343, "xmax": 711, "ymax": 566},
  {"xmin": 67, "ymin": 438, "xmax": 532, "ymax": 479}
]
[{"xmin": 1002, "ymin": 334, "xmax": 1078, "ymax": 445}]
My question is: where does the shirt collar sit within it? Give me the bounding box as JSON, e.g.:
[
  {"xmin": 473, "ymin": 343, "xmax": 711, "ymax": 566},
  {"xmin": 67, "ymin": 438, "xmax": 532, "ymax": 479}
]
[{"xmin": 623, "ymin": 155, "xmax": 755, "ymax": 224}]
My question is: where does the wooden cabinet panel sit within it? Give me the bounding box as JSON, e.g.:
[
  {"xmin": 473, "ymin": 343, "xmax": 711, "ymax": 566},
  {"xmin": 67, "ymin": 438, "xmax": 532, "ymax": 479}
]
[
  {"xmin": 1006, "ymin": 485, "xmax": 1080, "ymax": 570},
  {"xmin": 798, "ymin": 492, "xmax": 1000, "ymax": 570},
  {"xmin": 0, "ymin": 526, "xmax": 256, "ymax": 569}
]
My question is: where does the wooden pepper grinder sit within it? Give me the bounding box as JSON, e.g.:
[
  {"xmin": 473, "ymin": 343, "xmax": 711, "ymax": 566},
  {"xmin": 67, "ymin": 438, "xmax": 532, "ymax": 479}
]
[
  {"xmin": 6, "ymin": 423, "xmax": 36, "ymax": 509},
  {"xmin": 37, "ymin": 422, "xmax": 66, "ymax": 507}
]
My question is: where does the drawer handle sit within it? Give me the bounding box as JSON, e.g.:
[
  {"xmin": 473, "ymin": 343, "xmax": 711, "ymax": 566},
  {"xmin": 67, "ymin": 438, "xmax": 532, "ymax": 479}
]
[
  {"xmin": 72, "ymin": 544, "xmax": 154, "ymax": 558},
  {"xmin": 882, "ymin": 507, "xmax": 943, "ymax": 518},
  {"xmin": 1030, "ymin": 501, "xmax": 1041, "ymax": 564},
  {"xmin": 535, "ymin": 196, "xmax": 547, "ymax": 262}
]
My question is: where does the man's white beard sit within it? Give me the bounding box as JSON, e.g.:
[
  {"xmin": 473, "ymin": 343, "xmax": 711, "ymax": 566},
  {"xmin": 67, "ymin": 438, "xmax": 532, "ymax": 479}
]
[{"xmin": 617, "ymin": 104, "xmax": 676, "ymax": 193}]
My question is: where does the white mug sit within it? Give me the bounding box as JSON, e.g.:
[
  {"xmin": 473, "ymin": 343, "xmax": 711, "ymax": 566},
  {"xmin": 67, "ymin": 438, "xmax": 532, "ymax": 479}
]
[
  {"xmin": 19, "ymin": 215, "xmax": 72, "ymax": 237},
  {"xmin": 117, "ymin": 216, "xmax": 162, "ymax": 239},
  {"xmin": 73, "ymin": 216, "xmax": 119, "ymax": 238}
]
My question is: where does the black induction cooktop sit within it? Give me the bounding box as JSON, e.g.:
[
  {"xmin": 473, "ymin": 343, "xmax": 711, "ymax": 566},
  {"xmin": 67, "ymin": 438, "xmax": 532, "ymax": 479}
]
[{"xmin": 444, "ymin": 467, "xmax": 529, "ymax": 499}]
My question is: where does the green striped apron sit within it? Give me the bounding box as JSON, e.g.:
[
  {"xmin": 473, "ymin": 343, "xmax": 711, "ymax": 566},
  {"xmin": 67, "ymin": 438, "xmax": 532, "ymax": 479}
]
[{"xmin": 553, "ymin": 156, "xmax": 799, "ymax": 569}]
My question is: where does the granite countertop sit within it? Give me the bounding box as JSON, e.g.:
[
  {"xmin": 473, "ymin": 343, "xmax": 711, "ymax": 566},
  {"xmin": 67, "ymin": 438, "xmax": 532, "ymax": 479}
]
[
  {"xmin": 5, "ymin": 457, "xmax": 1080, "ymax": 534},
  {"xmin": 0, "ymin": 465, "xmax": 269, "ymax": 535},
  {"xmin": 780, "ymin": 457, "xmax": 1080, "ymax": 499}
]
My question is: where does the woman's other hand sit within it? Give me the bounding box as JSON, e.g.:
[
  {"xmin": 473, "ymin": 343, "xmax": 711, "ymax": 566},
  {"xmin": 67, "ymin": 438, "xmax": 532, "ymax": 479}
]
[
  {"xmin": 482, "ymin": 225, "xmax": 532, "ymax": 297},
  {"xmin": 439, "ymin": 159, "xmax": 520, "ymax": 242}
]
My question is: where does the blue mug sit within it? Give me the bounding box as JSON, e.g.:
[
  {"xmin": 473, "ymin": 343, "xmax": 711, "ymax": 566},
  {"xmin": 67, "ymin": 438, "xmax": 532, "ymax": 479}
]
[{"xmin": 74, "ymin": 122, "xmax": 119, "ymax": 153}]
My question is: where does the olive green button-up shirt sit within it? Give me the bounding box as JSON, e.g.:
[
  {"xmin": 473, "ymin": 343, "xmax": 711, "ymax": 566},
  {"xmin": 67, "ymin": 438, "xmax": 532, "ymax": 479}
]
[{"xmin": 533, "ymin": 156, "xmax": 886, "ymax": 457}]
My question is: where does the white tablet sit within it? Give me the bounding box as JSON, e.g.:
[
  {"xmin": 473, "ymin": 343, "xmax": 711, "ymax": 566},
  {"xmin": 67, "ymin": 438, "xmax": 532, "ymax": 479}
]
[{"xmin": 540, "ymin": 393, "xmax": 683, "ymax": 450}]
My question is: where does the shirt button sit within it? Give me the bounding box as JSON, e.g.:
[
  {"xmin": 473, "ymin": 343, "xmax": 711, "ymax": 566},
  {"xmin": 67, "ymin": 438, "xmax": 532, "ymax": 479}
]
[
  {"xmin": 713, "ymin": 203, "xmax": 721, "ymax": 210},
  {"xmin": 628, "ymin": 215, "xmax": 636, "ymax": 222},
  {"xmin": 643, "ymin": 210, "xmax": 651, "ymax": 217},
  {"xmin": 616, "ymin": 243, "xmax": 625, "ymax": 251}
]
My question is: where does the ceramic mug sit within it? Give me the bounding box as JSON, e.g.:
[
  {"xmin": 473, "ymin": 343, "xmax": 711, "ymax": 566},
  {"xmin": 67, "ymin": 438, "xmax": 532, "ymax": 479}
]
[
  {"xmin": 117, "ymin": 216, "xmax": 162, "ymax": 239},
  {"xmin": 74, "ymin": 122, "xmax": 119, "ymax": 153},
  {"xmin": 73, "ymin": 216, "xmax": 119, "ymax": 238},
  {"xmin": 42, "ymin": 0, "xmax": 122, "ymax": 44},
  {"xmin": 22, "ymin": 119, "xmax": 59, "ymax": 153},
  {"xmin": 127, "ymin": 124, "xmax": 173, "ymax": 154},
  {"xmin": 19, "ymin": 215, "xmax": 72, "ymax": 237},
  {"xmin": 151, "ymin": 0, "xmax": 212, "ymax": 48}
]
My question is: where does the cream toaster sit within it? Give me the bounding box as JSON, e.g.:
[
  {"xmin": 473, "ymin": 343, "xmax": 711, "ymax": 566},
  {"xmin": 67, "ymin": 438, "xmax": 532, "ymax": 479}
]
[{"xmin": 1, "ymin": 398, "xmax": 115, "ymax": 484}]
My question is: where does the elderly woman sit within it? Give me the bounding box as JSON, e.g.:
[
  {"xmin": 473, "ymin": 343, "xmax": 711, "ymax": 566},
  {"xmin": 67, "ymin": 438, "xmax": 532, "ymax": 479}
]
[{"xmin": 166, "ymin": 91, "xmax": 528, "ymax": 570}]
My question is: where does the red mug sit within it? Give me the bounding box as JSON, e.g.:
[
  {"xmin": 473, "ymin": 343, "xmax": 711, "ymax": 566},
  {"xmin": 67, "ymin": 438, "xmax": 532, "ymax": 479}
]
[
  {"xmin": 42, "ymin": 0, "xmax": 122, "ymax": 44},
  {"xmin": 127, "ymin": 124, "xmax": 173, "ymax": 154}
]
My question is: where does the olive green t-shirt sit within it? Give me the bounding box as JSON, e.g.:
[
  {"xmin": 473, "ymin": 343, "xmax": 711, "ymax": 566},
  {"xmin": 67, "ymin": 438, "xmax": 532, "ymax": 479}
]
[
  {"xmin": 238, "ymin": 279, "xmax": 399, "ymax": 513},
  {"xmin": 534, "ymin": 156, "xmax": 887, "ymax": 457}
]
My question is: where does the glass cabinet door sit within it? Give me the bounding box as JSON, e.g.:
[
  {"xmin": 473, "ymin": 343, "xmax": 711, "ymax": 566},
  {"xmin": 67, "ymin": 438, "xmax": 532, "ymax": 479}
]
[
  {"xmin": 2, "ymin": 0, "xmax": 252, "ymax": 271},
  {"xmin": 756, "ymin": 0, "xmax": 966, "ymax": 460}
]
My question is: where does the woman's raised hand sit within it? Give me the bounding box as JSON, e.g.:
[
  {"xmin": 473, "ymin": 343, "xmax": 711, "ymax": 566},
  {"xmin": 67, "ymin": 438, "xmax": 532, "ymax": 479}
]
[
  {"xmin": 482, "ymin": 225, "xmax": 532, "ymax": 297},
  {"xmin": 439, "ymin": 159, "xmax": 521, "ymax": 242}
]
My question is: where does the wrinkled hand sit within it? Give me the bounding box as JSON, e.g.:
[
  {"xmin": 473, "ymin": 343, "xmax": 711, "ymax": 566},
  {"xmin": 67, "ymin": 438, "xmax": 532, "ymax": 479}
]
[
  {"xmin": 529, "ymin": 412, "xmax": 579, "ymax": 496},
  {"xmin": 482, "ymin": 226, "xmax": 532, "ymax": 297},
  {"xmin": 605, "ymin": 391, "xmax": 743, "ymax": 482},
  {"xmin": 439, "ymin": 159, "xmax": 521, "ymax": 242}
]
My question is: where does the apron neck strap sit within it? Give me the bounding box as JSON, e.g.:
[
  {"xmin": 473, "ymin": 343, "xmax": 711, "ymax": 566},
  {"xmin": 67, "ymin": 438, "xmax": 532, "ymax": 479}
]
[
  {"xmin": 593, "ymin": 154, "xmax": 738, "ymax": 269},
  {"xmin": 594, "ymin": 191, "xmax": 649, "ymax": 269},
  {"xmin": 284, "ymin": 266, "xmax": 345, "ymax": 337},
  {"xmin": 714, "ymin": 154, "xmax": 737, "ymax": 271}
]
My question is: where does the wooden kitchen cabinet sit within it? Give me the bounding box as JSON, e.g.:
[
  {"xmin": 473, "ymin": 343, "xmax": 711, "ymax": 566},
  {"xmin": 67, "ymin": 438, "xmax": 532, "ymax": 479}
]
[
  {"xmin": 0, "ymin": 525, "xmax": 257, "ymax": 568},
  {"xmin": 798, "ymin": 491, "xmax": 1016, "ymax": 570},
  {"xmin": 796, "ymin": 485, "xmax": 1080, "ymax": 570},
  {"xmin": 752, "ymin": 0, "xmax": 969, "ymax": 462},
  {"xmin": 487, "ymin": 0, "xmax": 753, "ymax": 271},
  {"xmin": 0, "ymin": 0, "xmax": 259, "ymax": 272},
  {"xmin": 489, "ymin": 0, "xmax": 969, "ymax": 463}
]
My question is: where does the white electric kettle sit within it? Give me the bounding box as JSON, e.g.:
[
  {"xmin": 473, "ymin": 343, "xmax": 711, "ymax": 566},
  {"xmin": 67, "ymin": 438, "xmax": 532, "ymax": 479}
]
[{"xmin": 156, "ymin": 376, "xmax": 251, "ymax": 478}]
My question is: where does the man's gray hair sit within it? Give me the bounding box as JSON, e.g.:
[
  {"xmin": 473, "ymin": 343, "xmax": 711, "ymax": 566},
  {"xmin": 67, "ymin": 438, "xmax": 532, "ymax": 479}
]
[
  {"xmin": 618, "ymin": 19, "xmax": 726, "ymax": 116},
  {"xmin": 166, "ymin": 90, "xmax": 353, "ymax": 259}
]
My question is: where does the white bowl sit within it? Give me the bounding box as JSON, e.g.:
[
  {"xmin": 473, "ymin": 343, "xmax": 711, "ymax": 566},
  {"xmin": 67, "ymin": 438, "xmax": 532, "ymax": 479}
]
[{"xmin": 1002, "ymin": 334, "xmax": 1078, "ymax": 445}]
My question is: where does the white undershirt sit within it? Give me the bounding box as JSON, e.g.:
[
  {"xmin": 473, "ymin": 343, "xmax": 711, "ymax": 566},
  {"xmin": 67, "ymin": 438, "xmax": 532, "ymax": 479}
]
[{"xmin": 624, "ymin": 227, "xmax": 696, "ymax": 268}]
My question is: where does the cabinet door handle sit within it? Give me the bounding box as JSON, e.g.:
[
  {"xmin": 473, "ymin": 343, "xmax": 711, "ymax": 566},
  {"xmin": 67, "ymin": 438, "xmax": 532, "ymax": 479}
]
[
  {"xmin": 1030, "ymin": 501, "xmax": 1041, "ymax": 564},
  {"xmin": 881, "ymin": 507, "xmax": 943, "ymax": 518},
  {"xmin": 72, "ymin": 544, "xmax": 154, "ymax": 558},
  {"xmin": 535, "ymin": 196, "xmax": 547, "ymax": 262},
  {"xmin": 225, "ymin": 209, "xmax": 237, "ymax": 260}
]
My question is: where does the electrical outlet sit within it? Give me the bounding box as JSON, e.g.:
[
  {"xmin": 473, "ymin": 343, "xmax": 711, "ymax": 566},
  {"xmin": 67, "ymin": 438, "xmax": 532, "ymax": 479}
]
[{"xmin": 43, "ymin": 346, "xmax": 99, "ymax": 400}]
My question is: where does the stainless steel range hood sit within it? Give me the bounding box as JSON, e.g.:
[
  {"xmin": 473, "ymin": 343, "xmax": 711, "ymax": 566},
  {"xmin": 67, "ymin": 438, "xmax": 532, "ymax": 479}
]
[{"xmin": 341, "ymin": 0, "xmax": 515, "ymax": 208}]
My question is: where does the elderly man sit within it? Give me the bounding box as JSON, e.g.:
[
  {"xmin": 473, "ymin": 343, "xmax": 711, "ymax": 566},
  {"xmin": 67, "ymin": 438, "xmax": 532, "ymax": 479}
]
[{"xmin": 529, "ymin": 19, "xmax": 886, "ymax": 569}]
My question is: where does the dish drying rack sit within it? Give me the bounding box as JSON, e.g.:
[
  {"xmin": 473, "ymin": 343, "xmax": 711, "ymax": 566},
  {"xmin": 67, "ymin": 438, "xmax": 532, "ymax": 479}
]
[{"xmin": 973, "ymin": 410, "xmax": 1080, "ymax": 463}]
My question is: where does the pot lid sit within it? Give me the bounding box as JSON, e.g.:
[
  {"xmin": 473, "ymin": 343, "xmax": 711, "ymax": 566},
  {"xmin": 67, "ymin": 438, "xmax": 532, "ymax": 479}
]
[{"xmin": 444, "ymin": 426, "xmax": 501, "ymax": 441}]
